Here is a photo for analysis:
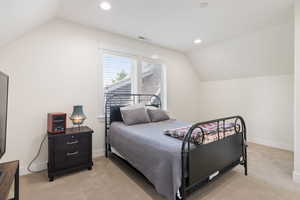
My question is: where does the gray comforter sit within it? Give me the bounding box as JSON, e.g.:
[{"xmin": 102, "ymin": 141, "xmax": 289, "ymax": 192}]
[{"xmin": 108, "ymin": 119, "xmax": 190, "ymax": 200}]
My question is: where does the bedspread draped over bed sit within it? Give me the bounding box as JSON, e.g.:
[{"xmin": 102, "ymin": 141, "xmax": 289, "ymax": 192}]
[{"xmin": 108, "ymin": 119, "xmax": 190, "ymax": 200}]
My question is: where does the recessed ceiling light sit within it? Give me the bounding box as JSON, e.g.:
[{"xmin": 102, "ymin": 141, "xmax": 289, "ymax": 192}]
[
  {"xmin": 99, "ymin": 1, "xmax": 111, "ymax": 10},
  {"xmin": 199, "ymin": 2, "xmax": 209, "ymax": 8},
  {"xmin": 151, "ymin": 54, "xmax": 159, "ymax": 59},
  {"xmin": 138, "ymin": 36, "xmax": 149, "ymax": 41},
  {"xmin": 194, "ymin": 39, "xmax": 202, "ymax": 44}
]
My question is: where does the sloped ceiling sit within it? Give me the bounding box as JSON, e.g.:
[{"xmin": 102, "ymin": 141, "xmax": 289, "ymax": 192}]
[
  {"xmin": 187, "ymin": 21, "xmax": 294, "ymax": 81},
  {"xmin": 0, "ymin": 0, "xmax": 293, "ymax": 52},
  {"xmin": 0, "ymin": 0, "xmax": 295, "ymax": 81},
  {"xmin": 58, "ymin": 0, "xmax": 293, "ymax": 52},
  {"xmin": 0, "ymin": 0, "xmax": 60, "ymax": 47}
]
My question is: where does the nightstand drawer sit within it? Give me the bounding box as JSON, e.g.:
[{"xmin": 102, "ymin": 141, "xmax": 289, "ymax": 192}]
[
  {"xmin": 54, "ymin": 149, "xmax": 89, "ymax": 162},
  {"xmin": 55, "ymin": 157, "xmax": 89, "ymax": 170},
  {"xmin": 54, "ymin": 150, "xmax": 89, "ymax": 169},
  {"xmin": 54, "ymin": 134, "xmax": 90, "ymax": 153},
  {"xmin": 54, "ymin": 151, "xmax": 89, "ymax": 169}
]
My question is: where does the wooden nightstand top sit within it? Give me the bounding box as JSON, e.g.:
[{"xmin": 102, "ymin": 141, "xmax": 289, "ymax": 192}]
[
  {"xmin": 66, "ymin": 126, "xmax": 93, "ymax": 135},
  {"xmin": 48, "ymin": 126, "xmax": 93, "ymax": 137}
]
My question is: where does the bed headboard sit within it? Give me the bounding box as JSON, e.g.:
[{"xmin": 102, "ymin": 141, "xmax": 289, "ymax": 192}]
[{"xmin": 104, "ymin": 93, "xmax": 161, "ymax": 135}]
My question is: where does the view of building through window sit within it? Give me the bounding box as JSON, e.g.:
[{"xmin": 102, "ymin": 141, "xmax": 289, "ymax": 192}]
[{"xmin": 141, "ymin": 62, "xmax": 162, "ymax": 99}]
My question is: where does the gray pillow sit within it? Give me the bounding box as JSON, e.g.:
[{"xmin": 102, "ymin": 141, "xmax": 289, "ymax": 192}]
[
  {"xmin": 147, "ymin": 109, "xmax": 170, "ymax": 122},
  {"xmin": 120, "ymin": 105, "xmax": 151, "ymax": 126}
]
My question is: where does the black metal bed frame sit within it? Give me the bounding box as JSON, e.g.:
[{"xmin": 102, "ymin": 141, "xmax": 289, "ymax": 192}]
[{"xmin": 105, "ymin": 93, "xmax": 248, "ymax": 200}]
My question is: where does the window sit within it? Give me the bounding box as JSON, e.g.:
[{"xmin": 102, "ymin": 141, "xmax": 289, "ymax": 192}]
[
  {"xmin": 102, "ymin": 51, "xmax": 166, "ymax": 108},
  {"xmin": 141, "ymin": 62, "xmax": 164, "ymax": 105},
  {"xmin": 103, "ymin": 53, "xmax": 136, "ymax": 95}
]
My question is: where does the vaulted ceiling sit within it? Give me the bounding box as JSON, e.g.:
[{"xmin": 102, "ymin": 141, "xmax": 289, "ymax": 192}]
[
  {"xmin": 0, "ymin": 0, "xmax": 294, "ymax": 51},
  {"xmin": 0, "ymin": 0, "xmax": 60, "ymax": 47},
  {"xmin": 0, "ymin": 0, "xmax": 295, "ymax": 80},
  {"xmin": 58, "ymin": 0, "xmax": 294, "ymax": 52}
]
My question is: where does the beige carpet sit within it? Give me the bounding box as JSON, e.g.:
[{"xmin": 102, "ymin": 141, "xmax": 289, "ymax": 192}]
[{"xmin": 19, "ymin": 143, "xmax": 300, "ymax": 200}]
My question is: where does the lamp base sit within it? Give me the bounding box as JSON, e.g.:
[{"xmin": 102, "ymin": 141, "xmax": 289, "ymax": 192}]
[{"xmin": 72, "ymin": 125, "xmax": 82, "ymax": 131}]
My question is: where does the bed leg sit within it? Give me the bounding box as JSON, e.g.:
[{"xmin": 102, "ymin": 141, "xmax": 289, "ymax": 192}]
[
  {"xmin": 108, "ymin": 144, "xmax": 111, "ymax": 154},
  {"xmin": 105, "ymin": 144, "xmax": 108, "ymax": 158},
  {"xmin": 180, "ymin": 185, "xmax": 186, "ymax": 200},
  {"xmin": 180, "ymin": 190, "xmax": 185, "ymax": 200},
  {"xmin": 244, "ymin": 145, "xmax": 248, "ymax": 176},
  {"xmin": 244, "ymin": 155, "xmax": 248, "ymax": 176},
  {"xmin": 105, "ymin": 144, "xmax": 112, "ymax": 158},
  {"xmin": 105, "ymin": 143, "xmax": 111, "ymax": 158}
]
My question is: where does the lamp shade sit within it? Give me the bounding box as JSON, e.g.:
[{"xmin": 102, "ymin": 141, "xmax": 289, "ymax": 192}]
[{"xmin": 70, "ymin": 105, "xmax": 86, "ymax": 126}]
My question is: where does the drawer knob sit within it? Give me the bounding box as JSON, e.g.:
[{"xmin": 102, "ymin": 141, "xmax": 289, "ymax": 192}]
[
  {"xmin": 67, "ymin": 151, "xmax": 79, "ymax": 156},
  {"xmin": 66, "ymin": 140, "xmax": 79, "ymax": 145}
]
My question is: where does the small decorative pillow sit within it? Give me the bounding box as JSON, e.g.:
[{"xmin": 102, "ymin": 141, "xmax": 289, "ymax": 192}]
[
  {"xmin": 147, "ymin": 108, "xmax": 170, "ymax": 122},
  {"xmin": 165, "ymin": 122, "xmax": 237, "ymax": 145},
  {"xmin": 120, "ymin": 104, "xmax": 151, "ymax": 126},
  {"xmin": 165, "ymin": 126, "xmax": 203, "ymax": 144}
]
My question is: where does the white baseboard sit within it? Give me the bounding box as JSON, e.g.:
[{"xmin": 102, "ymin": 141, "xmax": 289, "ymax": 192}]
[
  {"xmin": 20, "ymin": 161, "xmax": 47, "ymax": 176},
  {"xmin": 20, "ymin": 148, "xmax": 105, "ymax": 176},
  {"xmin": 293, "ymin": 171, "xmax": 300, "ymax": 183},
  {"xmin": 93, "ymin": 148, "xmax": 105, "ymax": 158},
  {"xmin": 248, "ymin": 137, "xmax": 293, "ymax": 152}
]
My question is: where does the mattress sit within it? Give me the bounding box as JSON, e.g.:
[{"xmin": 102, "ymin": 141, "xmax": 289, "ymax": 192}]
[{"xmin": 108, "ymin": 119, "xmax": 189, "ymax": 200}]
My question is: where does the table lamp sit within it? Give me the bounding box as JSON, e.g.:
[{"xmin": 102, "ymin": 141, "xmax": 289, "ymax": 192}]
[{"xmin": 70, "ymin": 105, "xmax": 86, "ymax": 129}]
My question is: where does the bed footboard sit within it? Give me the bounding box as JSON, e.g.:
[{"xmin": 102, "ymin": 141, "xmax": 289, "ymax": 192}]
[{"xmin": 180, "ymin": 116, "xmax": 247, "ymax": 199}]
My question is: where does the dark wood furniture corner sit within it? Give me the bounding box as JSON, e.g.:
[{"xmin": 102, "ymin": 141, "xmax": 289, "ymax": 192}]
[
  {"xmin": 0, "ymin": 160, "xmax": 19, "ymax": 200},
  {"xmin": 47, "ymin": 126, "xmax": 93, "ymax": 182}
]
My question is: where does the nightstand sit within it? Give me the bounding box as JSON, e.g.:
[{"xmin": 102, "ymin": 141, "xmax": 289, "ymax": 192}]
[{"xmin": 47, "ymin": 126, "xmax": 93, "ymax": 181}]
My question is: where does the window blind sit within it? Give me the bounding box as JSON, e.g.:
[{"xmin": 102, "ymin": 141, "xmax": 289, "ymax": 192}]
[{"xmin": 103, "ymin": 54, "xmax": 134, "ymax": 95}]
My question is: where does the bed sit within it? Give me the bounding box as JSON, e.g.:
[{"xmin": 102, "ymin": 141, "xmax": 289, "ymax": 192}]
[{"xmin": 105, "ymin": 94, "xmax": 248, "ymax": 200}]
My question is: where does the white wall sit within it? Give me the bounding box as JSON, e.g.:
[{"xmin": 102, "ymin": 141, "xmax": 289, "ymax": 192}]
[
  {"xmin": 197, "ymin": 75, "xmax": 294, "ymax": 151},
  {"xmin": 0, "ymin": 19, "xmax": 201, "ymax": 174},
  {"xmin": 294, "ymin": 1, "xmax": 300, "ymax": 183},
  {"xmin": 188, "ymin": 21, "xmax": 294, "ymax": 81},
  {"xmin": 188, "ymin": 21, "xmax": 294, "ymax": 151},
  {"xmin": 0, "ymin": 0, "xmax": 59, "ymax": 47}
]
